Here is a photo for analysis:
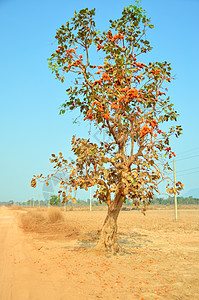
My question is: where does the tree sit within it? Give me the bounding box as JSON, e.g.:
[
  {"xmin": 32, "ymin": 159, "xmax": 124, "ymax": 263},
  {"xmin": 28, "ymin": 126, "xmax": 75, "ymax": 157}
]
[
  {"xmin": 50, "ymin": 195, "xmax": 61, "ymax": 206},
  {"xmin": 31, "ymin": 2, "xmax": 183, "ymax": 253},
  {"xmin": 8, "ymin": 200, "xmax": 14, "ymax": 206}
]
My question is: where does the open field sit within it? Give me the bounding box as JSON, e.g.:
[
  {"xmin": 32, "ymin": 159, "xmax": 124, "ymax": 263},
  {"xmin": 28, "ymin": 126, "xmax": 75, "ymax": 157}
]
[{"xmin": 0, "ymin": 206, "xmax": 199, "ymax": 300}]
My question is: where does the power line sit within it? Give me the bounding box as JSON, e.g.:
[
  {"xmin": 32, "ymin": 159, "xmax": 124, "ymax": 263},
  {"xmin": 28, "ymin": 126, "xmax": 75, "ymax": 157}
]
[
  {"xmin": 177, "ymin": 166, "xmax": 199, "ymax": 174},
  {"xmin": 175, "ymin": 147, "xmax": 199, "ymax": 157},
  {"xmin": 177, "ymin": 170, "xmax": 199, "ymax": 176},
  {"xmin": 175, "ymin": 154, "xmax": 199, "ymax": 161}
]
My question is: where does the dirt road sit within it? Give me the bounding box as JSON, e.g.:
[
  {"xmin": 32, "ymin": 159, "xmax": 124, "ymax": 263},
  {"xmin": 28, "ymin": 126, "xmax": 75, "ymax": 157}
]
[{"xmin": 0, "ymin": 207, "xmax": 85, "ymax": 300}]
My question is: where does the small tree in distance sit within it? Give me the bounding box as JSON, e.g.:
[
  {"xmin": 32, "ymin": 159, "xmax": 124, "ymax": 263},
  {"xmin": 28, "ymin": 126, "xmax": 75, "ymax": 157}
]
[
  {"xmin": 50, "ymin": 195, "xmax": 61, "ymax": 206},
  {"xmin": 31, "ymin": 2, "xmax": 183, "ymax": 253}
]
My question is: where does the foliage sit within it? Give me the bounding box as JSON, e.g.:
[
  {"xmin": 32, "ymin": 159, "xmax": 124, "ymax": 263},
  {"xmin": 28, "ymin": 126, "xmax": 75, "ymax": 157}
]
[
  {"xmin": 32, "ymin": 4, "xmax": 183, "ymax": 209},
  {"xmin": 153, "ymin": 196, "xmax": 199, "ymax": 205},
  {"xmin": 8, "ymin": 200, "xmax": 14, "ymax": 206},
  {"xmin": 50, "ymin": 195, "xmax": 61, "ymax": 206}
]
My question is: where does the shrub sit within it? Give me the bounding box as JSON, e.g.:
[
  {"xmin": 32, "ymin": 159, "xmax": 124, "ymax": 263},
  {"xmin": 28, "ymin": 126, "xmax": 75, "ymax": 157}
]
[
  {"xmin": 20, "ymin": 211, "xmax": 45, "ymax": 231},
  {"xmin": 47, "ymin": 207, "xmax": 64, "ymax": 223}
]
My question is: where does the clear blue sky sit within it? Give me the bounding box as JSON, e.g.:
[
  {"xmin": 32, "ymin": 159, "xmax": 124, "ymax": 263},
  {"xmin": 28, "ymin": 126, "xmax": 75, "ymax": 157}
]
[{"xmin": 0, "ymin": 0, "xmax": 199, "ymax": 202}]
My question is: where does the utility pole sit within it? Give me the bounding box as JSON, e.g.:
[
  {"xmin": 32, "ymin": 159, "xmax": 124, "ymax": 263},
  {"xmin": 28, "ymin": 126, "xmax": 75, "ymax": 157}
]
[
  {"xmin": 173, "ymin": 159, "xmax": 178, "ymax": 221},
  {"xmin": 45, "ymin": 191, "xmax": 53, "ymax": 207},
  {"xmin": 48, "ymin": 192, "xmax": 50, "ymax": 208},
  {"xmin": 90, "ymin": 187, "xmax": 92, "ymax": 212}
]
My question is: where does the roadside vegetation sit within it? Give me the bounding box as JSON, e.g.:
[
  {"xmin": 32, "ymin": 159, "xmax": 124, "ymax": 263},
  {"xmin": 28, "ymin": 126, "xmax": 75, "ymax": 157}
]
[
  {"xmin": 1, "ymin": 196, "xmax": 198, "ymax": 208},
  {"xmin": 19, "ymin": 207, "xmax": 65, "ymax": 233}
]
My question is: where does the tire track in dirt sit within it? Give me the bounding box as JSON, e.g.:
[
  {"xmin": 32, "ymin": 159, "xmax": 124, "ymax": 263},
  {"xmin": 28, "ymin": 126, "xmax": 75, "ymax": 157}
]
[
  {"xmin": 0, "ymin": 208, "xmax": 35, "ymax": 300},
  {"xmin": 0, "ymin": 214, "xmax": 14, "ymax": 300}
]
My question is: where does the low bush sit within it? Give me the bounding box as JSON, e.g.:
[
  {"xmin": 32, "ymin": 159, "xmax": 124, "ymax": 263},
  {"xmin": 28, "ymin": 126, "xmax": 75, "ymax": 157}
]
[
  {"xmin": 47, "ymin": 207, "xmax": 64, "ymax": 223},
  {"xmin": 20, "ymin": 211, "xmax": 45, "ymax": 231}
]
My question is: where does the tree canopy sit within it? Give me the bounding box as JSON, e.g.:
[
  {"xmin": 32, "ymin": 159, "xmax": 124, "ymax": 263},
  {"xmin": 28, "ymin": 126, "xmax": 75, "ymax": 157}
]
[{"xmin": 50, "ymin": 195, "xmax": 61, "ymax": 206}]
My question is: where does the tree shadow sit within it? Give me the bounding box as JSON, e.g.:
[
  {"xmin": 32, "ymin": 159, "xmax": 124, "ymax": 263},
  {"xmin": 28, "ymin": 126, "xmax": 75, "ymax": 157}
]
[{"xmin": 77, "ymin": 230, "xmax": 152, "ymax": 255}]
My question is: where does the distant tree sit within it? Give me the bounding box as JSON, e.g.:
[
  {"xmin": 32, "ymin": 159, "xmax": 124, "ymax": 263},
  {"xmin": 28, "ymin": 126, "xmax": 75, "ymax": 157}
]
[
  {"xmin": 8, "ymin": 200, "xmax": 14, "ymax": 206},
  {"xmin": 31, "ymin": 3, "xmax": 183, "ymax": 252},
  {"xmin": 50, "ymin": 195, "xmax": 61, "ymax": 206}
]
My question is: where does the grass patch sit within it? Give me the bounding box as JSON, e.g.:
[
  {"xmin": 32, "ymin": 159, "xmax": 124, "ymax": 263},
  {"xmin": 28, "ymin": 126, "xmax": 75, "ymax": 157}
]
[
  {"xmin": 47, "ymin": 207, "xmax": 64, "ymax": 223},
  {"xmin": 20, "ymin": 210, "xmax": 46, "ymax": 231},
  {"xmin": 20, "ymin": 208, "xmax": 64, "ymax": 232}
]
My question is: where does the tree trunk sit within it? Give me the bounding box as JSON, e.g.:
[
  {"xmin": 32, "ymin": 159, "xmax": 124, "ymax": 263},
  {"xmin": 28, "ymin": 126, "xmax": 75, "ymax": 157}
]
[{"xmin": 95, "ymin": 198, "xmax": 124, "ymax": 253}]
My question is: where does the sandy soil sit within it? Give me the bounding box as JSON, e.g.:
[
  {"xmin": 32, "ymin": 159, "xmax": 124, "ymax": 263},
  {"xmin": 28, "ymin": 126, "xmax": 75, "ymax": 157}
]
[{"xmin": 0, "ymin": 206, "xmax": 199, "ymax": 300}]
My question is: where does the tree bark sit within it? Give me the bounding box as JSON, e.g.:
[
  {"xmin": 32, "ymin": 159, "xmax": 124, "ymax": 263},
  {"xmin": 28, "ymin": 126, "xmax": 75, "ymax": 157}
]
[{"xmin": 95, "ymin": 197, "xmax": 124, "ymax": 253}]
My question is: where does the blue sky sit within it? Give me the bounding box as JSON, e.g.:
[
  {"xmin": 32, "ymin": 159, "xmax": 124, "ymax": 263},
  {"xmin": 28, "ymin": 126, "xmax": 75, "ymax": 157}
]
[{"xmin": 0, "ymin": 0, "xmax": 199, "ymax": 203}]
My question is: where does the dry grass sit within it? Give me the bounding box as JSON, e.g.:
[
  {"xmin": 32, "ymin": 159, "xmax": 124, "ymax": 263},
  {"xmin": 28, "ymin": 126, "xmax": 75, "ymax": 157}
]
[
  {"xmin": 19, "ymin": 207, "xmax": 81, "ymax": 240},
  {"xmin": 35, "ymin": 207, "xmax": 48, "ymax": 212},
  {"xmin": 20, "ymin": 207, "xmax": 65, "ymax": 233},
  {"xmin": 47, "ymin": 207, "xmax": 64, "ymax": 223},
  {"xmin": 20, "ymin": 211, "xmax": 46, "ymax": 231},
  {"xmin": 19, "ymin": 206, "xmax": 199, "ymax": 244},
  {"xmin": 8, "ymin": 205, "xmax": 24, "ymax": 210}
]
